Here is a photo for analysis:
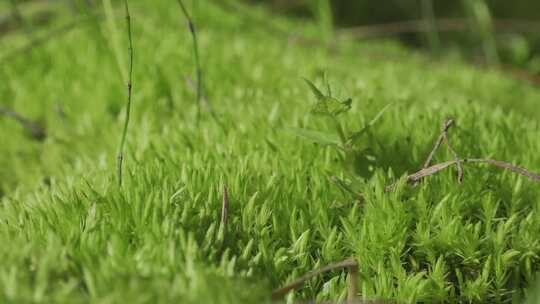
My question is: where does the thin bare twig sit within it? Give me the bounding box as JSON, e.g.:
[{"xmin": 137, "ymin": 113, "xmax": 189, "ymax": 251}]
[
  {"xmin": 466, "ymin": 158, "xmax": 540, "ymax": 182},
  {"xmin": 422, "ymin": 119, "xmax": 463, "ymax": 183},
  {"xmin": 441, "ymin": 125, "xmax": 463, "ymax": 183},
  {"xmin": 386, "ymin": 158, "xmax": 540, "ymax": 192},
  {"xmin": 411, "ymin": 160, "xmax": 460, "ymax": 184},
  {"xmin": 347, "ymin": 263, "xmax": 359, "ymax": 304},
  {"xmin": 116, "ymin": 0, "xmax": 133, "ymax": 186},
  {"xmin": 423, "ymin": 119, "xmax": 454, "ymax": 168},
  {"xmin": 271, "ymin": 257, "xmax": 358, "ymax": 301},
  {"xmin": 0, "ymin": 106, "xmax": 46, "ymax": 140}
]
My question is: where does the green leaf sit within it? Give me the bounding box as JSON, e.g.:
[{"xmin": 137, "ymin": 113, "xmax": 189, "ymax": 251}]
[
  {"xmin": 265, "ymin": 137, "xmax": 279, "ymax": 152},
  {"xmin": 330, "ymin": 175, "xmax": 360, "ymax": 197},
  {"xmin": 303, "ymin": 78, "xmax": 324, "ymax": 100},
  {"xmin": 345, "ymin": 148, "xmax": 378, "ymax": 178},
  {"xmin": 502, "ymin": 249, "xmax": 521, "ymax": 264},
  {"xmin": 311, "ymin": 96, "xmax": 352, "ymax": 117},
  {"xmin": 323, "ymin": 72, "xmax": 332, "ymax": 96},
  {"xmin": 368, "ymin": 102, "xmax": 392, "ymax": 126},
  {"xmin": 347, "ymin": 103, "xmax": 391, "ymax": 145},
  {"xmin": 304, "ymin": 77, "xmax": 352, "ymax": 116},
  {"xmin": 287, "ymin": 127, "xmax": 341, "ymax": 147}
]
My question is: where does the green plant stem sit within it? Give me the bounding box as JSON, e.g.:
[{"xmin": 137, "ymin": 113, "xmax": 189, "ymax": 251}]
[
  {"xmin": 176, "ymin": 0, "xmax": 227, "ymax": 132},
  {"xmin": 463, "ymin": 0, "xmax": 500, "ymax": 66},
  {"xmin": 421, "ymin": 0, "xmax": 440, "ymax": 54},
  {"xmin": 176, "ymin": 0, "xmax": 202, "ymax": 123},
  {"xmin": 314, "ymin": 0, "xmax": 334, "ymax": 44},
  {"xmin": 9, "ymin": 0, "xmax": 34, "ymax": 39},
  {"xmin": 117, "ymin": 0, "xmax": 133, "ymax": 186},
  {"xmin": 332, "ymin": 116, "xmax": 346, "ymax": 145},
  {"xmin": 332, "ymin": 117, "xmax": 347, "ymax": 163}
]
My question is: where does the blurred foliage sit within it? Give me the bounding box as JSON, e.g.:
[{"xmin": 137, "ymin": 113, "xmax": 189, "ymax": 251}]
[
  {"xmin": 1, "ymin": 0, "xmax": 539, "ymax": 73},
  {"xmin": 250, "ymin": 0, "xmax": 540, "ymax": 73}
]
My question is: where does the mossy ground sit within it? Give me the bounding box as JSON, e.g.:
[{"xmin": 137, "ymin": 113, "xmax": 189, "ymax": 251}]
[{"xmin": 1, "ymin": 1, "xmax": 540, "ymax": 303}]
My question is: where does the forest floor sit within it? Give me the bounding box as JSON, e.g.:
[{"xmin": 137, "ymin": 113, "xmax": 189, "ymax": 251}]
[{"xmin": 1, "ymin": 1, "xmax": 540, "ymax": 303}]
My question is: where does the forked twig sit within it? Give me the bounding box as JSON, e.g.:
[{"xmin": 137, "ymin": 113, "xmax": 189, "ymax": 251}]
[
  {"xmin": 423, "ymin": 118, "xmax": 463, "ymax": 182},
  {"xmin": 0, "ymin": 106, "xmax": 46, "ymax": 140},
  {"xmin": 423, "ymin": 119, "xmax": 453, "ymax": 168},
  {"xmin": 442, "ymin": 126, "xmax": 463, "ymax": 183},
  {"xmin": 271, "ymin": 257, "xmax": 358, "ymax": 303},
  {"xmin": 386, "ymin": 118, "xmax": 540, "ymax": 191},
  {"xmin": 116, "ymin": 0, "xmax": 133, "ymax": 186},
  {"xmin": 347, "ymin": 263, "xmax": 359, "ymax": 304}
]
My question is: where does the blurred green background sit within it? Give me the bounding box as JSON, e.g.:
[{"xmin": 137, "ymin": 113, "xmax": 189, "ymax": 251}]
[
  {"xmin": 249, "ymin": 0, "xmax": 540, "ymax": 74},
  {"xmin": 1, "ymin": 0, "xmax": 539, "ymax": 75}
]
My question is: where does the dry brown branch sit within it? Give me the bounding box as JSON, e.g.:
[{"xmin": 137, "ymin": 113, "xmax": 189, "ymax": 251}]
[
  {"xmin": 347, "ymin": 263, "xmax": 359, "ymax": 304},
  {"xmin": 271, "ymin": 257, "xmax": 358, "ymax": 302},
  {"xmin": 466, "ymin": 158, "xmax": 540, "ymax": 182},
  {"xmin": 411, "ymin": 160, "xmax": 461, "ymax": 184},
  {"xmin": 387, "ymin": 117, "xmax": 540, "ymax": 191},
  {"xmin": 386, "ymin": 158, "xmax": 540, "ymax": 192}
]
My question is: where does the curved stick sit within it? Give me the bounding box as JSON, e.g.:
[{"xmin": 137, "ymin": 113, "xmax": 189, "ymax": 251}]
[{"xmin": 271, "ymin": 257, "xmax": 358, "ymax": 302}]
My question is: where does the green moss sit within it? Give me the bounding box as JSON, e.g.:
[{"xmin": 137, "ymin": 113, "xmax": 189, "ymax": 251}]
[{"xmin": 1, "ymin": 1, "xmax": 539, "ymax": 303}]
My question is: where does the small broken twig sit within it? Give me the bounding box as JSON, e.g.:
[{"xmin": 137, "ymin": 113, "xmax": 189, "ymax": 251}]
[
  {"xmin": 423, "ymin": 119, "xmax": 454, "ymax": 168},
  {"xmin": 271, "ymin": 257, "xmax": 358, "ymax": 302},
  {"xmin": 0, "ymin": 106, "xmax": 46, "ymax": 140},
  {"xmin": 347, "ymin": 263, "xmax": 359, "ymax": 304},
  {"xmin": 220, "ymin": 185, "xmax": 229, "ymax": 240}
]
